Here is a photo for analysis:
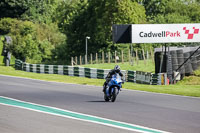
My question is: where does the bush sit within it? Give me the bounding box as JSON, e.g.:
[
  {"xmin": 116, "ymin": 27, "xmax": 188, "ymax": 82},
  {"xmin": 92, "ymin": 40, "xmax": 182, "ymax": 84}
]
[
  {"xmin": 0, "ymin": 18, "xmax": 17, "ymax": 35},
  {"xmin": 194, "ymin": 67, "xmax": 200, "ymax": 77},
  {"xmin": 0, "ymin": 18, "xmax": 66, "ymax": 64}
]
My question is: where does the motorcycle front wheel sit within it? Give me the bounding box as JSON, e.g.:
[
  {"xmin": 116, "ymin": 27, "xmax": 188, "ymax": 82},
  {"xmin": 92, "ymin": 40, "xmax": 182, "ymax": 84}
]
[
  {"xmin": 111, "ymin": 87, "xmax": 118, "ymax": 102},
  {"xmin": 104, "ymin": 94, "xmax": 109, "ymax": 102}
]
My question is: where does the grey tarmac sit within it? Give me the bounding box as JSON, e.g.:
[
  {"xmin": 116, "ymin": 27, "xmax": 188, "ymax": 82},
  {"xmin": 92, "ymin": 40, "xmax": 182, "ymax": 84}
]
[{"xmin": 0, "ymin": 75, "xmax": 200, "ymax": 133}]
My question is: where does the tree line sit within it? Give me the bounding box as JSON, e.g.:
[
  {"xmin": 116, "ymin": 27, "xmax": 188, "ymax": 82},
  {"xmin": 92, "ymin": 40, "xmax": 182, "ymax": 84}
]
[{"xmin": 0, "ymin": 0, "xmax": 200, "ymax": 64}]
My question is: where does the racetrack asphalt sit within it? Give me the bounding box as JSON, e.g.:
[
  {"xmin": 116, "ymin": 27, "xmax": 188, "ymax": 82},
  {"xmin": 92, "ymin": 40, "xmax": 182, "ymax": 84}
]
[{"xmin": 0, "ymin": 75, "xmax": 200, "ymax": 133}]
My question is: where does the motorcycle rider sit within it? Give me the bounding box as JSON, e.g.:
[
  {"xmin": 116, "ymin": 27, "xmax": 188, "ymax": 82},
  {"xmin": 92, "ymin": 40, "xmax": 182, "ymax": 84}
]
[{"xmin": 103, "ymin": 65, "xmax": 123, "ymax": 92}]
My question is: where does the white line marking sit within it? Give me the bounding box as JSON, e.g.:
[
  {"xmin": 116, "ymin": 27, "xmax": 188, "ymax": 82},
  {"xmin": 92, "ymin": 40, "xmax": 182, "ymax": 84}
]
[{"xmin": 0, "ymin": 96, "xmax": 170, "ymax": 133}]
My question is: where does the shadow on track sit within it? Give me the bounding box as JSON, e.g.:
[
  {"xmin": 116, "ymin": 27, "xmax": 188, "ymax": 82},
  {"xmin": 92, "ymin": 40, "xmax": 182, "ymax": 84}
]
[{"xmin": 86, "ymin": 100, "xmax": 106, "ymax": 103}]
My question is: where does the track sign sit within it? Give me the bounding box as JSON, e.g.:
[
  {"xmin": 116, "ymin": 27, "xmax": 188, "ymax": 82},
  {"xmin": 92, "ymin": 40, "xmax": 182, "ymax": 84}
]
[
  {"xmin": 113, "ymin": 24, "xmax": 200, "ymax": 43},
  {"xmin": 112, "ymin": 24, "xmax": 132, "ymax": 43}
]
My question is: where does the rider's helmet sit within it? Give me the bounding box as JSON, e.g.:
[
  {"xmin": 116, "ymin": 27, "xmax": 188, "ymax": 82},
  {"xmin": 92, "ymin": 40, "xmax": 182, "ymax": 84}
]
[{"xmin": 114, "ymin": 65, "xmax": 120, "ymax": 73}]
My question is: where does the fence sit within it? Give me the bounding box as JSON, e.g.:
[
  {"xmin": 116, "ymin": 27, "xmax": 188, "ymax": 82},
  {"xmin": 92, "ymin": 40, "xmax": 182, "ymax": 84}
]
[
  {"xmin": 15, "ymin": 59, "xmax": 167, "ymax": 85},
  {"xmin": 71, "ymin": 49, "xmax": 154, "ymax": 66}
]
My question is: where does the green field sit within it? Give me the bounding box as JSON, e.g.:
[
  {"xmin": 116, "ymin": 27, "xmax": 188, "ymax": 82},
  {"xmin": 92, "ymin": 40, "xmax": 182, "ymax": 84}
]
[{"xmin": 82, "ymin": 60, "xmax": 155, "ymax": 73}]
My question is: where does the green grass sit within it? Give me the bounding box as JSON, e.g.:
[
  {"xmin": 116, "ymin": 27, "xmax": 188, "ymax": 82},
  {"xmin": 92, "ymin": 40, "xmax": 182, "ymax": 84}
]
[
  {"xmin": 0, "ymin": 65, "xmax": 200, "ymax": 97},
  {"xmin": 194, "ymin": 68, "xmax": 200, "ymax": 77},
  {"xmin": 81, "ymin": 60, "xmax": 155, "ymax": 72}
]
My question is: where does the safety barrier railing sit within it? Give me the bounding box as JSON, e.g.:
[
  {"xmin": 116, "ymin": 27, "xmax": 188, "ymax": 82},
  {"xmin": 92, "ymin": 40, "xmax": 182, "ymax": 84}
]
[{"xmin": 15, "ymin": 59, "xmax": 167, "ymax": 85}]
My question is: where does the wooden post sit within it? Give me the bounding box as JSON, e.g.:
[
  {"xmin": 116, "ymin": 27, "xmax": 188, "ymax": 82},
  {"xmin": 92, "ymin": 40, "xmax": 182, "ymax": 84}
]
[
  {"xmin": 102, "ymin": 51, "xmax": 104, "ymax": 64},
  {"xmin": 90, "ymin": 53, "xmax": 93, "ymax": 64},
  {"xmin": 85, "ymin": 55, "xmax": 87, "ymax": 64},
  {"xmin": 121, "ymin": 50, "xmax": 124, "ymax": 64},
  {"xmin": 136, "ymin": 49, "xmax": 139, "ymax": 65},
  {"xmin": 131, "ymin": 44, "xmax": 133, "ymax": 66},
  {"xmin": 80, "ymin": 55, "xmax": 82, "ymax": 65},
  {"xmin": 96, "ymin": 53, "xmax": 98, "ymax": 64},
  {"xmin": 108, "ymin": 52, "xmax": 111, "ymax": 63},
  {"xmin": 71, "ymin": 57, "xmax": 73, "ymax": 66},
  {"xmin": 150, "ymin": 47, "xmax": 154, "ymax": 63},
  {"xmin": 75, "ymin": 56, "xmax": 77, "ymax": 65},
  {"xmin": 128, "ymin": 49, "xmax": 131, "ymax": 64},
  {"xmin": 142, "ymin": 49, "xmax": 146, "ymax": 65},
  {"xmin": 115, "ymin": 51, "xmax": 117, "ymax": 63}
]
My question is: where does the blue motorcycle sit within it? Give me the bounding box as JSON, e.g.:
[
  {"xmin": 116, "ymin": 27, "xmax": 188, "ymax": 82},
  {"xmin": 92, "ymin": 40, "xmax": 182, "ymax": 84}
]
[{"xmin": 104, "ymin": 73, "xmax": 123, "ymax": 102}]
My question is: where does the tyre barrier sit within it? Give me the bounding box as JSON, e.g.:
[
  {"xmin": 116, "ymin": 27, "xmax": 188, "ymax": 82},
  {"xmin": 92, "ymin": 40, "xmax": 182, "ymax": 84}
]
[
  {"xmin": 183, "ymin": 52, "xmax": 193, "ymax": 76},
  {"xmin": 177, "ymin": 50, "xmax": 185, "ymax": 75},
  {"xmin": 170, "ymin": 50, "xmax": 179, "ymax": 71},
  {"xmin": 154, "ymin": 51, "xmax": 162, "ymax": 73},
  {"xmin": 15, "ymin": 59, "xmax": 168, "ymax": 85},
  {"xmin": 155, "ymin": 47, "xmax": 200, "ymax": 82},
  {"xmin": 166, "ymin": 54, "xmax": 173, "ymax": 84},
  {"xmin": 197, "ymin": 50, "xmax": 200, "ymax": 66},
  {"xmin": 190, "ymin": 51, "xmax": 198, "ymax": 71}
]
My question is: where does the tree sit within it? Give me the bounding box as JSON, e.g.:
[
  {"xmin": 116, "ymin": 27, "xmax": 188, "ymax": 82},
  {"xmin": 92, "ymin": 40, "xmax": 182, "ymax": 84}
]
[
  {"xmin": 21, "ymin": 0, "xmax": 58, "ymax": 24},
  {"xmin": 142, "ymin": 0, "xmax": 200, "ymax": 23},
  {"xmin": 58, "ymin": 0, "xmax": 146, "ymax": 60},
  {"xmin": 0, "ymin": 0, "xmax": 28, "ymax": 18},
  {"xmin": 0, "ymin": 0, "xmax": 58, "ymax": 24}
]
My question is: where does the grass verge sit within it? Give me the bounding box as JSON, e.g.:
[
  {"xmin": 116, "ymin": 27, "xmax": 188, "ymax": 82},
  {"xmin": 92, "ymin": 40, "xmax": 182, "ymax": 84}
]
[
  {"xmin": 82, "ymin": 60, "xmax": 155, "ymax": 73},
  {"xmin": 0, "ymin": 66, "xmax": 200, "ymax": 97}
]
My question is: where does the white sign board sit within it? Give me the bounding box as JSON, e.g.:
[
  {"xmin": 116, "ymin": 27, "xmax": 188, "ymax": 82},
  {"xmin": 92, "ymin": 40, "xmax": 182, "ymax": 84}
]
[{"xmin": 131, "ymin": 24, "xmax": 200, "ymax": 43}]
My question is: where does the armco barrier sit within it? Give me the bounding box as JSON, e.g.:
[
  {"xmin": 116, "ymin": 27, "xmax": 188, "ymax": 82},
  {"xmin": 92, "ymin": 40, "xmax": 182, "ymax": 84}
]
[
  {"xmin": 126, "ymin": 70, "xmax": 166, "ymax": 85},
  {"xmin": 15, "ymin": 60, "xmax": 23, "ymax": 70},
  {"xmin": 15, "ymin": 59, "xmax": 167, "ymax": 85}
]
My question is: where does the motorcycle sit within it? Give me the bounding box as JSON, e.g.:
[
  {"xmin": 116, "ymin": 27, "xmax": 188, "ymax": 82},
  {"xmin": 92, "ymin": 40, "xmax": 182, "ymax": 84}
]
[{"xmin": 104, "ymin": 73, "xmax": 123, "ymax": 102}]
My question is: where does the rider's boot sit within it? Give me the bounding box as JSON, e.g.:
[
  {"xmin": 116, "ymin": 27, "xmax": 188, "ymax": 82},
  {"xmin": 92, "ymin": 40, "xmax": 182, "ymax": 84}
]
[
  {"xmin": 102, "ymin": 85, "xmax": 106, "ymax": 92},
  {"xmin": 102, "ymin": 82, "xmax": 107, "ymax": 92}
]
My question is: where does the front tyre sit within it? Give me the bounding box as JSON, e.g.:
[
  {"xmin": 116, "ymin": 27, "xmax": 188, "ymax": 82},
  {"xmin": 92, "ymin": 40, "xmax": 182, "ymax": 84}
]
[
  {"xmin": 104, "ymin": 94, "xmax": 109, "ymax": 102},
  {"xmin": 111, "ymin": 87, "xmax": 118, "ymax": 102}
]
